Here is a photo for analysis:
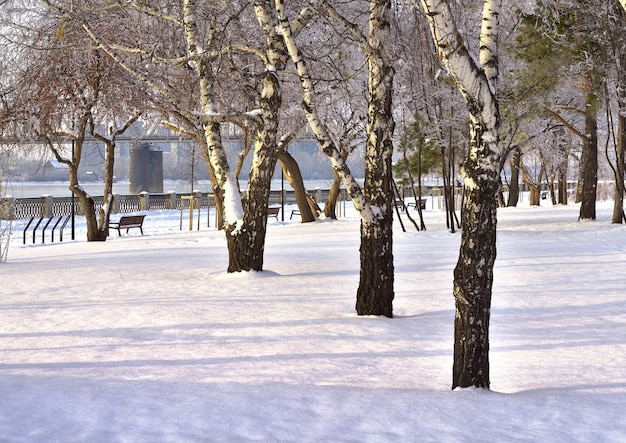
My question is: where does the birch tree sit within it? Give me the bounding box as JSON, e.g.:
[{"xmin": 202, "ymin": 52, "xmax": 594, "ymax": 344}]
[
  {"xmin": 420, "ymin": 0, "xmax": 502, "ymax": 389},
  {"xmin": 277, "ymin": 0, "xmax": 395, "ymax": 317}
]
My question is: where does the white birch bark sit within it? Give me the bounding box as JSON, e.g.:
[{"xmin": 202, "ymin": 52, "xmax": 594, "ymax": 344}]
[
  {"xmin": 480, "ymin": 0, "xmax": 500, "ymax": 87},
  {"xmin": 421, "ymin": 0, "xmax": 501, "ymax": 187},
  {"xmin": 274, "ymin": 0, "xmax": 380, "ymax": 225},
  {"xmin": 278, "ymin": 0, "xmax": 395, "ymax": 317},
  {"xmin": 421, "ymin": 0, "xmax": 502, "ymax": 389},
  {"xmin": 183, "ymin": 0, "xmax": 244, "ymax": 231},
  {"xmin": 621, "ymin": 0, "xmax": 626, "ymax": 13}
]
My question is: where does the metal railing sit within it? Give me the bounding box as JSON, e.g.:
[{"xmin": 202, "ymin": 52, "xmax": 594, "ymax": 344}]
[{"xmin": 0, "ymin": 189, "xmax": 342, "ymax": 221}]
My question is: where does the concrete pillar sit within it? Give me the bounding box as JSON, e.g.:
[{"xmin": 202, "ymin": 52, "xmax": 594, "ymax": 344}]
[
  {"xmin": 111, "ymin": 194, "xmax": 120, "ymax": 214},
  {"xmin": 139, "ymin": 192, "xmax": 149, "ymax": 211},
  {"xmin": 41, "ymin": 195, "xmax": 53, "ymax": 218},
  {"xmin": 0, "ymin": 196, "xmax": 15, "ymax": 220},
  {"xmin": 166, "ymin": 191, "xmax": 177, "ymax": 210},
  {"xmin": 314, "ymin": 187, "xmax": 321, "ymax": 204}
]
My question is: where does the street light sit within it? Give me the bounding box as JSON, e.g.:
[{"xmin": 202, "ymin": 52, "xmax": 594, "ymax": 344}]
[
  {"xmin": 71, "ymin": 139, "xmax": 75, "ymax": 240},
  {"xmin": 280, "ymin": 159, "xmax": 284, "ymax": 222}
]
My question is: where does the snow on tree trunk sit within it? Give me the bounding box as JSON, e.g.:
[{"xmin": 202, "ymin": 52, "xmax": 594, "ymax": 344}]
[
  {"xmin": 184, "ymin": 0, "xmax": 253, "ymax": 271},
  {"xmin": 276, "ymin": 0, "xmax": 394, "ymax": 316},
  {"xmin": 202, "ymin": 121, "xmax": 247, "ymax": 272},
  {"xmin": 276, "ymin": 0, "xmax": 380, "ymax": 220},
  {"xmin": 356, "ymin": 0, "xmax": 395, "ymax": 318},
  {"xmin": 421, "ymin": 0, "xmax": 502, "ymax": 389},
  {"xmin": 241, "ymin": 70, "xmax": 282, "ymax": 271}
]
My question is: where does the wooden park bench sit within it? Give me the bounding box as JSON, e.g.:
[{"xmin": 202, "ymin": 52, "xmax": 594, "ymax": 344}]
[
  {"xmin": 109, "ymin": 215, "xmax": 146, "ymax": 236},
  {"xmin": 267, "ymin": 207, "xmax": 281, "ymax": 220},
  {"xmin": 407, "ymin": 198, "xmax": 428, "ymax": 210}
]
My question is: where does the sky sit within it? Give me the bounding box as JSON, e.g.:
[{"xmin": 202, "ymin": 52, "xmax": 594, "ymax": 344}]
[{"xmin": 1, "ymin": 199, "xmax": 625, "ymax": 442}]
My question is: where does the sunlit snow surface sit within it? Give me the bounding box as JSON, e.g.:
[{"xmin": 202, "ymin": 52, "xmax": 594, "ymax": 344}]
[{"xmin": 1, "ymin": 200, "xmax": 625, "ymax": 442}]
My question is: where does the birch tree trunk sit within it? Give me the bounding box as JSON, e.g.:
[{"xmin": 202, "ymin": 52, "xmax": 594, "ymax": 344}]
[
  {"xmin": 421, "ymin": 0, "xmax": 502, "ymax": 389},
  {"xmin": 277, "ymin": 0, "xmax": 395, "ymax": 317},
  {"xmin": 241, "ymin": 70, "xmax": 282, "ymax": 270},
  {"xmin": 181, "ymin": 0, "xmax": 249, "ymax": 270},
  {"xmin": 356, "ymin": 0, "xmax": 395, "ymax": 317}
]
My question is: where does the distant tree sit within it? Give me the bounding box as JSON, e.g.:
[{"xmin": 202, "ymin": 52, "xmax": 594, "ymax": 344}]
[
  {"xmin": 420, "ymin": 0, "xmax": 502, "ymax": 389},
  {"xmin": 394, "ymin": 115, "xmax": 446, "ymax": 230},
  {"xmin": 392, "ymin": 5, "xmax": 467, "ymax": 231},
  {"xmin": 5, "ymin": 9, "xmax": 145, "ymax": 241},
  {"xmin": 519, "ymin": 1, "xmax": 606, "ymax": 220},
  {"xmin": 394, "ymin": 117, "xmax": 443, "ymax": 188}
]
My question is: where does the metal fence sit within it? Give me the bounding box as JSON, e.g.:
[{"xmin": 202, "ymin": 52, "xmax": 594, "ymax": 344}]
[{"xmin": 0, "ymin": 189, "xmax": 345, "ymax": 221}]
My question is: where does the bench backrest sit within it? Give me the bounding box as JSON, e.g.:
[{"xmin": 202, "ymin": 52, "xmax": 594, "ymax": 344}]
[{"xmin": 119, "ymin": 215, "xmax": 145, "ymax": 225}]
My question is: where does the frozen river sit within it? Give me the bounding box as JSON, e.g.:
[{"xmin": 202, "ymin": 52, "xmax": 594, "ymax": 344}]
[{"xmin": 2, "ymin": 179, "xmax": 339, "ymax": 199}]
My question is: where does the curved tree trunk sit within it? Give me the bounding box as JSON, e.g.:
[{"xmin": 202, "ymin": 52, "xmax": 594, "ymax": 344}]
[
  {"xmin": 324, "ymin": 169, "xmax": 341, "ymax": 219},
  {"xmin": 278, "ymin": 151, "xmax": 317, "ymax": 222},
  {"xmin": 521, "ymin": 162, "xmax": 544, "ymax": 207},
  {"xmin": 324, "ymin": 148, "xmax": 350, "ymax": 220},
  {"xmin": 71, "ymin": 179, "xmax": 105, "ymax": 242},
  {"xmin": 507, "ymin": 147, "xmax": 520, "ymax": 207},
  {"xmin": 64, "ymin": 135, "xmax": 108, "ymax": 242}
]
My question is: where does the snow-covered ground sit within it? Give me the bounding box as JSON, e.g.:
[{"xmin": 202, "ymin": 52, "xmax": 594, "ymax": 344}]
[{"xmin": 1, "ymin": 200, "xmax": 625, "ymax": 442}]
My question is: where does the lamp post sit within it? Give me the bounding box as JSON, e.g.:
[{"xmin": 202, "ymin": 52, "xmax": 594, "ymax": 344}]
[
  {"xmin": 71, "ymin": 139, "xmax": 75, "ymax": 240},
  {"xmin": 280, "ymin": 160, "xmax": 285, "ymax": 222}
]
